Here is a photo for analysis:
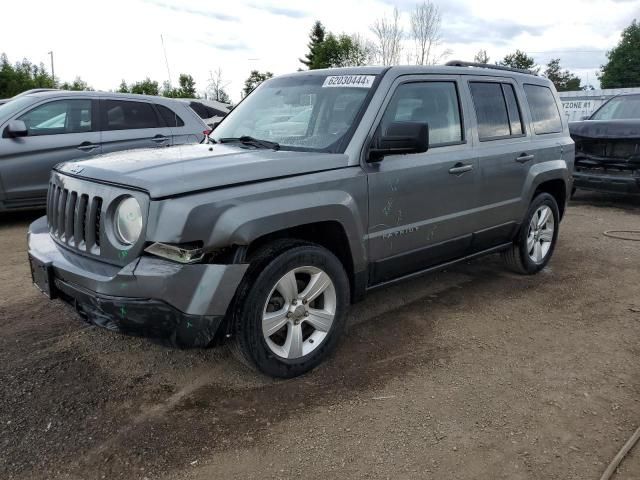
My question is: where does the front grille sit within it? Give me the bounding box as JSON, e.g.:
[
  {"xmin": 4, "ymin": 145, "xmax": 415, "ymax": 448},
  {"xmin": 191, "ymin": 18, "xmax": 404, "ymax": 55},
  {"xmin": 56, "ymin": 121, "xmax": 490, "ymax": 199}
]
[{"xmin": 47, "ymin": 183, "xmax": 103, "ymax": 254}]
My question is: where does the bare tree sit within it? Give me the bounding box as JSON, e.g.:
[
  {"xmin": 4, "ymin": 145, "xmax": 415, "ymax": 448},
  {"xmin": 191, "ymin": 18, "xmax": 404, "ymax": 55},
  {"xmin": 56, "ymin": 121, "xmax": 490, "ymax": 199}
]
[
  {"xmin": 473, "ymin": 49, "xmax": 490, "ymax": 64},
  {"xmin": 206, "ymin": 68, "xmax": 231, "ymax": 104},
  {"xmin": 370, "ymin": 7, "xmax": 404, "ymax": 66},
  {"xmin": 409, "ymin": 1, "xmax": 449, "ymax": 65}
]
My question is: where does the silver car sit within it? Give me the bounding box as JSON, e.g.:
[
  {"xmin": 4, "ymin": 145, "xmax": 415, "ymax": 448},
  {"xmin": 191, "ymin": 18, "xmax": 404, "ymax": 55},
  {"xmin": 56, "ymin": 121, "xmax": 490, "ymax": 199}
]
[{"xmin": 0, "ymin": 91, "xmax": 209, "ymax": 212}]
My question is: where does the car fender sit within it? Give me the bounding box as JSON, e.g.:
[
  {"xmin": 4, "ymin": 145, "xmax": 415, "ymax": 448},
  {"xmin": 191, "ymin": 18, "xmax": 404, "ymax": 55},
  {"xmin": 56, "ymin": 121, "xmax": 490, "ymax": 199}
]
[{"xmin": 209, "ymin": 190, "xmax": 368, "ymax": 272}]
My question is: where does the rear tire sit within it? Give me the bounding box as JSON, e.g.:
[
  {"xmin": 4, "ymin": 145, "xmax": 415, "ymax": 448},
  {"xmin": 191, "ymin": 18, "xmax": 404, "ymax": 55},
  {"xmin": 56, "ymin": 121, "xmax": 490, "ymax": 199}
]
[
  {"xmin": 502, "ymin": 193, "xmax": 559, "ymax": 275},
  {"xmin": 230, "ymin": 240, "xmax": 349, "ymax": 378}
]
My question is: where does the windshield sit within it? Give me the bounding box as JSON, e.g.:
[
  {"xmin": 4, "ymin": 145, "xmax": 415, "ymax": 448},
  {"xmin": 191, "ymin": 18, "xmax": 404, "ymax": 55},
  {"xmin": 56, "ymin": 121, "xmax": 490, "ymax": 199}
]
[
  {"xmin": 591, "ymin": 95, "xmax": 640, "ymax": 120},
  {"xmin": 212, "ymin": 74, "xmax": 378, "ymax": 152}
]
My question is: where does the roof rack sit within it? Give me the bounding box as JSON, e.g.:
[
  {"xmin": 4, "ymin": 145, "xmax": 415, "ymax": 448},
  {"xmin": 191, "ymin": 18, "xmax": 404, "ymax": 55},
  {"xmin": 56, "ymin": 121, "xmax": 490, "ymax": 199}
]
[{"xmin": 445, "ymin": 60, "xmax": 538, "ymax": 76}]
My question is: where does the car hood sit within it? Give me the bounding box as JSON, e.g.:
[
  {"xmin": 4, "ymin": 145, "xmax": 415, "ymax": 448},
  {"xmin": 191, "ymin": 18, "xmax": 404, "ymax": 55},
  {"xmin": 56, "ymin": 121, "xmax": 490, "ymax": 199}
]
[
  {"xmin": 56, "ymin": 144, "xmax": 349, "ymax": 198},
  {"xmin": 569, "ymin": 120, "xmax": 640, "ymax": 139}
]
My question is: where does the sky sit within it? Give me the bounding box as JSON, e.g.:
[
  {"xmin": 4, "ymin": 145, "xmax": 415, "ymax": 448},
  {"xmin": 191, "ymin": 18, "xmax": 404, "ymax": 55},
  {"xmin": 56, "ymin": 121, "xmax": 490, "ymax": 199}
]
[{"xmin": 1, "ymin": 0, "xmax": 639, "ymax": 102}]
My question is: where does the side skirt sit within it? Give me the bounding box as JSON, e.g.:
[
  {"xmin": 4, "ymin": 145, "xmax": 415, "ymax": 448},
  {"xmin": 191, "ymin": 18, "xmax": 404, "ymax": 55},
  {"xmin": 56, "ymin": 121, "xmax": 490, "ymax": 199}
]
[{"xmin": 366, "ymin": 242, "xmax": 513, "ymax": 292}]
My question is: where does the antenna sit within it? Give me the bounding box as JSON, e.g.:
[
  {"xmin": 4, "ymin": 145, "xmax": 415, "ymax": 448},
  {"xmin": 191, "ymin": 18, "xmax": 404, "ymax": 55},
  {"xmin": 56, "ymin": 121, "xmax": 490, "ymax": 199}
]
[{"xmin": 160, "ymin": 34, "xmax": 172, "ymax": 87}]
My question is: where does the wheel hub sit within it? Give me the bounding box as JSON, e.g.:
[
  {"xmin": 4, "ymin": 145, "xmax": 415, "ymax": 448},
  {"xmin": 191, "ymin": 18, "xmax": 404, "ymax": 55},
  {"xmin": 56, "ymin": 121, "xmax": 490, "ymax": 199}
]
[{"xmin": 289, "ymin": 304, "xmax": 307, "ymax": 323}]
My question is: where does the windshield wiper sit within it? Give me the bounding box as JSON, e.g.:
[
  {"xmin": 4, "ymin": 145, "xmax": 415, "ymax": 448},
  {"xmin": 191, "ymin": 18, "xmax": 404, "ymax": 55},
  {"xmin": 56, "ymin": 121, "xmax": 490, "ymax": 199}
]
[{"xmin": 218, "ymin": 136, "xmax": 280, "ymax": 150}]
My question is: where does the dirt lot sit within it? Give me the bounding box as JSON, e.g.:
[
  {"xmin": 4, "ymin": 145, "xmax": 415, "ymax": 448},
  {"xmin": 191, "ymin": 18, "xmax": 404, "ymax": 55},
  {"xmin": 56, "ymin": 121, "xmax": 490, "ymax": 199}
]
[{"xmin": 1, "ymin": 191, "xmax": 639, "ymax": 480}]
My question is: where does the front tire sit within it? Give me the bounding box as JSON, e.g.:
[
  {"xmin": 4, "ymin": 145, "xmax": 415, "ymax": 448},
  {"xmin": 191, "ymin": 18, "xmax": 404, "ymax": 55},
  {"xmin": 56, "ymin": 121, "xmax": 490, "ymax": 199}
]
[
  {"xmin": 502, "ymin": 193, "xmax": 560, "ymax": 275},
  {"xmin": 231, "ymin": 240, "xmax": 350, "ymax": 378}
]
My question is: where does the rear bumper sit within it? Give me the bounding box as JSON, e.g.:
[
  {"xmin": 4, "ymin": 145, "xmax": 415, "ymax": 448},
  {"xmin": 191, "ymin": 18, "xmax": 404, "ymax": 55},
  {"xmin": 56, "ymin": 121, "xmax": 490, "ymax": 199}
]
[
  {"xmin": 573, "ymin": 170, "xmax": 640, "ymax": 195},
  {"xmin": 27, "ymin": 216, "xmax": 248, "ymax": 347}
]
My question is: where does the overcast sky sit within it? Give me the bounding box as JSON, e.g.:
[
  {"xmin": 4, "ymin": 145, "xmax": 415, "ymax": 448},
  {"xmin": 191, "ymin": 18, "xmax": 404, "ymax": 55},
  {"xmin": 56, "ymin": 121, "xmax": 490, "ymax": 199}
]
[{"xmin": 2, "ymin": 0, "xmax": 638, "ymax": 101}]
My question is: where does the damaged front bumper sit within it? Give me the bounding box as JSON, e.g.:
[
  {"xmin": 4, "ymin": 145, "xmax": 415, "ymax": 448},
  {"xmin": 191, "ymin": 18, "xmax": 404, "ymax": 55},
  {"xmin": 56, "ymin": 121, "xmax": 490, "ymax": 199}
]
[{"xmin": 27, "ymin": 216, "xmax": 248, "ymax": 347}]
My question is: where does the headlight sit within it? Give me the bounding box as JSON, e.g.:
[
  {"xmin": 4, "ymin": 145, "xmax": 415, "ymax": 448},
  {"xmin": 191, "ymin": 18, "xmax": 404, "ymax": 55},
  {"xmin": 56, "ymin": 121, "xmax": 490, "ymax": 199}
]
[{"xmin": 115, "ymin": 197, "xmax": 142, "ymax": 245}]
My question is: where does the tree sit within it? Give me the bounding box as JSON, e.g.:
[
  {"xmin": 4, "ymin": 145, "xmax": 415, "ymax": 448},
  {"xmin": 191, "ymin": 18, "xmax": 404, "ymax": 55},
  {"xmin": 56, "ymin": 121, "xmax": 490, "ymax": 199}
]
[
  {"xmin": 117, "ymin": 80, "xmax": 129, "ymax": 93},
  {"xmin": 242, "ymin": 70, "xmax": 273, "ymax": 98},
  {"xmin": 599, "ymin": 19, "xmax": 640, "ymax": 88},
  {"xmin": 544, "ymin": 59, "xmax": 581, "ymax": 91},
  {"xmin": 0, "ymin": 53, "xmax": 54, "ymax": 98},
  {"xmin": 129, "ymin": 77, "xmax": 160, "ymax": 96},
  {"xmin": 207, "ymin": 68, "xmax": 231, "ymax": 104},
  {"xmin": 409, "ymin": 1, "xmax": 449, "ymax": 65},
  {"xmin": 300, "ymin": 21, "xmax": 327, "ymax": 69},
  {"xmin": 474, "ymin": 49, "xmax": 490, "ymax": 64},
  {"xmin": 499, "ymin": 50, "xmax": 539, "ymax": 73},
  {"xmin": 370, "ymin": 7, "xmax": 404, "ymax": 66},
  {"xmin": 60, "ymin": 77, "xmax": 92, "ymax": 91},
  {"xmin": 316, "ymin": 33, "xmax": 373, "ymax": 68},
  {"xmin": 163, "ymin": 74, "xmax": 198, "ymax": 98}
]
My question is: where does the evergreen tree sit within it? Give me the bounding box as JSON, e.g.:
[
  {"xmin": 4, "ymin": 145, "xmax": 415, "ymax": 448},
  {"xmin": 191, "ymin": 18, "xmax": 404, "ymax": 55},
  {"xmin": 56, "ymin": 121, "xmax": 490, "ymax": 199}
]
[
  {"xmin": 300, "ymin": 21, "xmax": 327, "ymax": 69},
  {"xmin": 499, "ymin": 50, "xmax": 539, "ymax": 73},
  {"xmin": 242, "ymin": 70, "xmax": 274, "ymax": 97}
]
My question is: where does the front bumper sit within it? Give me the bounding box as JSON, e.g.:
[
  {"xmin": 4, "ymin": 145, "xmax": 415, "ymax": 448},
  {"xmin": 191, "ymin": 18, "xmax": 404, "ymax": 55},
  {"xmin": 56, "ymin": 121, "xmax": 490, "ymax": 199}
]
[
  {"xmin": 27, "ymin": 216, "xmax": 248, "ymax": 347},
  {"xmin": 573, "ymin": 170, "xmax": 640, "ymax": 195}
]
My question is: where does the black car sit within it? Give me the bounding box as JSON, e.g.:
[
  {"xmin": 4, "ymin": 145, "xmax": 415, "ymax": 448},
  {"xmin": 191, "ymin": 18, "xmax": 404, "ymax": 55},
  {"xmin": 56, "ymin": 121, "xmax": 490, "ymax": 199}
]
[{"xmin": 570, "ymin": 93, "xmax": 640, "ymax": 195}]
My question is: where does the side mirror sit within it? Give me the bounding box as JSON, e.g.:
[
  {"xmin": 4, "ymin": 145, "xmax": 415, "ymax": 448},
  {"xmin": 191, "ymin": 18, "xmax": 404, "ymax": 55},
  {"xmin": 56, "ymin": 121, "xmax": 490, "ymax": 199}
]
[
  {"xmin": 5, "ymin": 120, "xmax": 28, "ymax": 138},
  {"xmin": 581, "ymin": 115, "xmax": 591, "ymax": 121},
  {"xmin": 368, "ymin": 121, "xmax": 429, "ymax": 162}
]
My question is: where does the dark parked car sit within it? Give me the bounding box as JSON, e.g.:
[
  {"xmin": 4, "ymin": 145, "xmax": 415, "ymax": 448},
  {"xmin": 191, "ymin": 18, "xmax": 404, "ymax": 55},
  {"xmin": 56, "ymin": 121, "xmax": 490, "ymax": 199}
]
[
  {"xmin": 570, "ymin": 93, "xmax": 640, "ymax": 195},
  {"xmin": 28, "ymin": 64, "xmax": 573, "ymax": 377},
  {"xmin": 0, "ymin": 91, "xmax": 209, "ymax": 211}
]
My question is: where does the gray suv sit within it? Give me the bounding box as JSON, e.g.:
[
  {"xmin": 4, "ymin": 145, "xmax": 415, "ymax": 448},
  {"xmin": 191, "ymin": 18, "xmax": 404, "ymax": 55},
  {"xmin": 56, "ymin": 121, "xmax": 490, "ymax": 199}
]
[
  {"xmin": 27, "ymin": 63, "xmax": 574, "ymax": 377},
  {"xmin": 0, "ymin": 91, "xmax": 209, "ymax": 211}
]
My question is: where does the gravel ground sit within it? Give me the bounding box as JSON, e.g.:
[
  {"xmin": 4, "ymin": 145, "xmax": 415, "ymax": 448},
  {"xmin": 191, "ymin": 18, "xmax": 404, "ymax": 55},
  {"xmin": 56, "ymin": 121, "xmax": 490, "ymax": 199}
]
[{"xmin": 1, "ymin": 190, "xmax": 639, "ymax": 480}]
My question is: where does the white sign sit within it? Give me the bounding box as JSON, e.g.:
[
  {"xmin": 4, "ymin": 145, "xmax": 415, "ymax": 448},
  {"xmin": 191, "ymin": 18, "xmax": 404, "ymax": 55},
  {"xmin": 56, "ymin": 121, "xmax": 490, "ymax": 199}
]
[{"xmin": 322, "ymin": 75, "xmax": 376, "ymax": 88}]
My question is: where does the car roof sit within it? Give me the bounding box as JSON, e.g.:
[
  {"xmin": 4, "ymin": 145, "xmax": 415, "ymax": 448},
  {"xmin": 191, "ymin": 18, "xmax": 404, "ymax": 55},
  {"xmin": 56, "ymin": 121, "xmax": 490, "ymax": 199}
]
[
  {"xmin": 20, "ymin": 90, "xmax": 186, "ymax": 104},
  {"xmin": 281, "ymin": 65, "xmax": 551, "ymax": 85}
]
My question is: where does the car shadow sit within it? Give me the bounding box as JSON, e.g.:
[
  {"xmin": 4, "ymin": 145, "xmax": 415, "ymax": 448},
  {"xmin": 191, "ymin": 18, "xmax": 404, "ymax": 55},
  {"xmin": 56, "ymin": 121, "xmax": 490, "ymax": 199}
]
[
  {"xmin": 0, "ymin": 209, "xmax": 44, "ymax": 228},
  {"xmin": 570, "ymin": 190, "xmax": 640, "ymax": 211}
]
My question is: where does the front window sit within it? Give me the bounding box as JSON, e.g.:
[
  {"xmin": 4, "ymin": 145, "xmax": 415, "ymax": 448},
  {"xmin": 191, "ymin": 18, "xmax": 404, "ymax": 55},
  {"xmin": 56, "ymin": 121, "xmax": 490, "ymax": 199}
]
[
  {"xmin": 590, "ymin": 95, "xmax": 640, "ymax": 121},
  {"xmin": 18, "ymin": 99, "xmax": 92, "ymax": 136},
  {"xmin": 212, "ymin": 74, "xmax": 378, "ymax": 152}
]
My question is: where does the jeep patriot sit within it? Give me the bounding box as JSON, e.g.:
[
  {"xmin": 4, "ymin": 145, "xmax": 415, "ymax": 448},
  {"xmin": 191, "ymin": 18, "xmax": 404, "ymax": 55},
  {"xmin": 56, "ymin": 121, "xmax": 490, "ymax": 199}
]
[{"xmin": 28, "ymin": 63, "xmax": 574, "ymax": 377}]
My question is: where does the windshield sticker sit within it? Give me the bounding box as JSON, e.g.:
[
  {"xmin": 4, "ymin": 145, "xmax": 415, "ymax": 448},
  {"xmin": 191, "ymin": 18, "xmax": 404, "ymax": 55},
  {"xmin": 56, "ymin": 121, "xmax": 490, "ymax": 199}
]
[{"xmin": 322, "ymin": 75, "xmax": 376, "ymax": 88}]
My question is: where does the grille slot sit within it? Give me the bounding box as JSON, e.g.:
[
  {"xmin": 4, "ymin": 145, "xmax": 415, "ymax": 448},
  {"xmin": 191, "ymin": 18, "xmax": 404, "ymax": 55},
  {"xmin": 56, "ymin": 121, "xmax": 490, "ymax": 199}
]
[{"xmin": 46, "ymin": 183, "xmax": 102, "ymax": 254}]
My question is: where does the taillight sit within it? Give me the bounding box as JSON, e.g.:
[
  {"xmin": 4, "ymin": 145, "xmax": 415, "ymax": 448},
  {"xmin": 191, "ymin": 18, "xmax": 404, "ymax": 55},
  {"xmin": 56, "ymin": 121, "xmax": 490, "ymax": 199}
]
[{"xmin": 203, "ymin": 129, "xmax": 212, "ymax": 136}]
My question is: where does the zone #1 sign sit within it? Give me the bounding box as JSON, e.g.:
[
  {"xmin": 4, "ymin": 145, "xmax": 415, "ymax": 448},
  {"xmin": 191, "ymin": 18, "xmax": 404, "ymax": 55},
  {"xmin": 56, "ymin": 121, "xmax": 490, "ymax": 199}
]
[{"xmin": 323, "ymin": 75, "xmax": 376, "ymax": 88}]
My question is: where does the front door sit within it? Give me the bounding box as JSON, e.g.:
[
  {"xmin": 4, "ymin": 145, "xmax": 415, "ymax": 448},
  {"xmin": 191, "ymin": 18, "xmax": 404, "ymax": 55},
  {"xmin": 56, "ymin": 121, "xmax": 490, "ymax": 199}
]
[
  {"xmin": 0, "ymin": 98, "xmax": 100, "ymax": 206},
  {"xmin": 100, "ymin": 98, "xmax": 173, "ymax": 154},
  {"xmin": 366, "ymin": 77, "xmax": 479, "ymax": 285}
]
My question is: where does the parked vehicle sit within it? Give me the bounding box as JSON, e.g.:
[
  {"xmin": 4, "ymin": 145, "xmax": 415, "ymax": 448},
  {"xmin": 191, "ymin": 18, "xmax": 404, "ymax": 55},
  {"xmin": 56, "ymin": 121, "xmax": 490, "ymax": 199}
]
[
  {"xmin": 570, "ymin": 93, "xmax": 640, "ymax": 195},
  {"xmin": 0, "ymin": 91, "xmax": 209, "ymax": 211},
  {"xmin": 179, "ymin": 98, "xmax": 231, "ymax": 129},
  {"xmin": 28, "ymin": 64, "xmax": 573, "ymax": 377}
]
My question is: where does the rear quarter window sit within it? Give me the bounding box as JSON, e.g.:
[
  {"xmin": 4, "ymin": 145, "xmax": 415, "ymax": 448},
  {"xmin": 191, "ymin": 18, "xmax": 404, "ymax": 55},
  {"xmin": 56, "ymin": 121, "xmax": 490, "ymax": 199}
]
[
  {"xmin": 523, "ymin": 84, "xmax": 562, "ymax": 135},
  {"xmin": 156, "ymin": 104, "xmax": 185, "ymax": 127}
]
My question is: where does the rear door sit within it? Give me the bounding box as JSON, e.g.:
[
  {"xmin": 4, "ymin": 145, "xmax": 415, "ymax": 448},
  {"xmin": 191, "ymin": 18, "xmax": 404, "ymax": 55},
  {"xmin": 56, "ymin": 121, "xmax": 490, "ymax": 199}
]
[
  {"xmin": 155, "ymin": 102, "xmax": 204, "ymax": 145},
  {"xmin": 465, "ymin": 77, "xmax": 532, "ymax": 249},
  {"xmin": 0, "ymin": 97, "xmax": 100, "ymax": 205},
  {"xmin": 100, "ymin": 98, "xmax": 173, "ymax": 153}
]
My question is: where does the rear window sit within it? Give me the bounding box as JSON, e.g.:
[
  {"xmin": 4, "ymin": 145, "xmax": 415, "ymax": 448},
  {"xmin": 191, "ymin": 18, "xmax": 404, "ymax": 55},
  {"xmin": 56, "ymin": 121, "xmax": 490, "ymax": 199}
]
[
  {"xmin": 189, "ymin": 101, "xmax": 227, "ymax": 119},
  {"xmin": 103, "ymin": 100, "xmax": 160, "ymax": 130},
  {"xmin": 156, "ymin": 104, "xmax": 185, "ymax": 127},
  {"xmin": 523, "ymin": 84, "xmax": 562, "ymax": 135},
  {"xmin": 470, "ymin": 82, "xmax": 523, "ymax": 140}
]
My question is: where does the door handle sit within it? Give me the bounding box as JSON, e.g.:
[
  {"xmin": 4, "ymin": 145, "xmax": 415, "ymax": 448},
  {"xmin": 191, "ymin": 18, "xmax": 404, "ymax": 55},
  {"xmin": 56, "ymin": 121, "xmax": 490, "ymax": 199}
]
[
  {"xmin": 516, "ymin": 153, "xmax": 535, "ymax": 163},
  {"xmin": 448, "ymin": 163, "xmax": 473, "ymax": 175},
  {"xmin": 151, "ymin": 135, "xmax": 169, "ymax": 143},
  {"xmin": 77, "ymin": 142, "xmax": 98, "ymax": 152}
]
